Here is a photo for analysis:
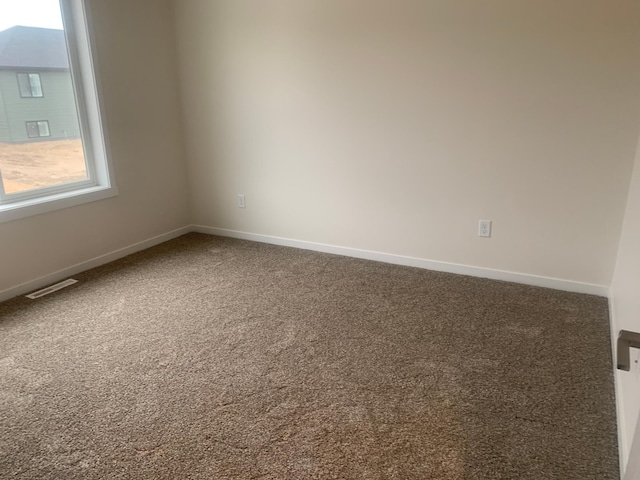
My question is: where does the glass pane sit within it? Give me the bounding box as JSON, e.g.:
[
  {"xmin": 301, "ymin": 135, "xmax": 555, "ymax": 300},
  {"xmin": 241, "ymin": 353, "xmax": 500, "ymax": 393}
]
[
  {"xmin": 0, "ymin": 1, "xmax": 88, "ymax": 195},
  {"xmin": 17, "ymin": 73, "xmax": 31, "ymax": 97},
  {"xmin": 29, "ymin": 73, "xmax": 43, "ymax": 97},
  {"xmin": 26, "ymin": 122, "xmax": 39, "ymax": 138},
  {"xmin": 37, "ymin": 121, "xmax": 50, "ymax": 137}
]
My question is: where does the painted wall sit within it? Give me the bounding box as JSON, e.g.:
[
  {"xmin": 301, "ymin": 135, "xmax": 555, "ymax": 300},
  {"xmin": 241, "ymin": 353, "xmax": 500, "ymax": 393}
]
[
  {"xmin": 625, "ymin": 416, "xmax": 640, "ymax": 480},
  {"xmin": 611, "ymin": 139, "xmax": 640, "ymax": 475},
  {"xmin": 174, "ymin": 0, "xmax": 640, "ymax": 288},
  {"xmin": 0, "ymin": 0, "xmax": 190, "ymax": 293}
]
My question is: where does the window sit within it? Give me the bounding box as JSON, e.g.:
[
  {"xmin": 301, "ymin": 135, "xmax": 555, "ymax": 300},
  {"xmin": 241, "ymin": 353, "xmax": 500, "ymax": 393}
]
[
  {"xmin": 17, "ymin": 73, "xmax": 44, "ymax": 98},
  {"xmin": 0, "ymin": 0, "xmax": 117, "ymax": 223},
  {"xmin": 26, "ymin": 121, "xmax": 51, "ymax": 138}
]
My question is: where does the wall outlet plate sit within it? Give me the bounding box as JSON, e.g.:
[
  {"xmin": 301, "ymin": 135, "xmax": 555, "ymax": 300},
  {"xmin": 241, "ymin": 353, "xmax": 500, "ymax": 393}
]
[{"xmin": 479, "ymin": 220, "xmax": 492, "ymax": 238}]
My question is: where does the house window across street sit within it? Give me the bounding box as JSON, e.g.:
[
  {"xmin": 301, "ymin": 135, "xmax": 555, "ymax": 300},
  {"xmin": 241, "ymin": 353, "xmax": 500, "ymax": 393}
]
[
  {"xmin": 0, "ymin": 0, "xmax": 117, "ymax": 222},
  {"xmin": 17, "ymin": 73, "xmax": 44, "ymax": 97},
  {"xmin": 26, "ymin": 121, "xmax": 51, "ymax": 138}
]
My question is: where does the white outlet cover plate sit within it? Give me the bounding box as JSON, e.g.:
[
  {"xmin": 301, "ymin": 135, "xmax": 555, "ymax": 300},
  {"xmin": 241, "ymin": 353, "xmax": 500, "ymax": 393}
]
[{"xmin": 479, "ymin": 220, "xmax": 492, "ymax": 237}]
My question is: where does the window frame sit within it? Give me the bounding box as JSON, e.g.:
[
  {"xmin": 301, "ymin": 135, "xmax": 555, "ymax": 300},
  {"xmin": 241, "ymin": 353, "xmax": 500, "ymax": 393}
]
[
  {"xmin": 0, "ymin": 0, "xmax": 117, "ymax": 223},
  {"xmin": 26, "ymin": 120, "xmax": 51, "ymax": 138},
  {"xmin": 17, "ymin": 72, "xmax": 44, "ymax": 98}
]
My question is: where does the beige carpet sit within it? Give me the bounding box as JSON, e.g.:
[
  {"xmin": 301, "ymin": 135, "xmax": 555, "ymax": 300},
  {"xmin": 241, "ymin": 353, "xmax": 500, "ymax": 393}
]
[{"xmin": 0, "ymin": 233, "xmax": 618, "ymax": 479}]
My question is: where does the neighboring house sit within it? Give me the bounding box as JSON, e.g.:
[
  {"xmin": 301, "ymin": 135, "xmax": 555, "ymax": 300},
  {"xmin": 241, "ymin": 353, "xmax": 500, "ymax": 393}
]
[{"xmin": 0, "ymin": 26, "xmax": 80, "ymax": 143}]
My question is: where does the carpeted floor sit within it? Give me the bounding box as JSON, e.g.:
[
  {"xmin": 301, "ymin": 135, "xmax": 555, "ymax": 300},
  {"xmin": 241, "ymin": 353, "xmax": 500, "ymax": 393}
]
[{"xmin": 0, "ymin": 233, "xmax": 619, "ymax": 479}]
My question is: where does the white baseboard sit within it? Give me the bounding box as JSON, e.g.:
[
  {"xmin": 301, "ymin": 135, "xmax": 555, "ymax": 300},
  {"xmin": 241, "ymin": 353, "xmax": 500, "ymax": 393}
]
[
  {"xmin": 1, "ymin": 223, "xmax": 610, "ymax": 304},
  {"xmin": 193, "ymin": 226, "xmax": 609, "ymax": 297},
  {"xmin": 0, "ymin": 226, "xmax": 192, "ymax": 303}
]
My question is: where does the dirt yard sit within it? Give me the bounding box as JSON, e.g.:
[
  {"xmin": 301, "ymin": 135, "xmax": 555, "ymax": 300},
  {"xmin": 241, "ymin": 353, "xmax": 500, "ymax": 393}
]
[{"xmin": 0, "ymin": 139, "xmax": 87, "ymax": 194}]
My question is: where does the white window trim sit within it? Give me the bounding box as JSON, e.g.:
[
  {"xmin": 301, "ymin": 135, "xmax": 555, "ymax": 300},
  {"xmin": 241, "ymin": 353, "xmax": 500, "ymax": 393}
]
[{"xmin": 0, "ymin": 0, "xmax": 117, "ymax": 224}]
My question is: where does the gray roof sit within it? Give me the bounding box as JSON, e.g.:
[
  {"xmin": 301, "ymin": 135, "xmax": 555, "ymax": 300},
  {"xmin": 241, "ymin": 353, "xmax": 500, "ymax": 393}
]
[{"xmin": 0, "ymin": 26, "xmax": 68, "ymax": 70}]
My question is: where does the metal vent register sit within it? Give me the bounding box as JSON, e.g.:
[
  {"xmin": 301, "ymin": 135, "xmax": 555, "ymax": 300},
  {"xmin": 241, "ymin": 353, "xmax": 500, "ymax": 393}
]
[{"xmin": 26, "ymin": 279, "xmax": 78, "ymax": 299}]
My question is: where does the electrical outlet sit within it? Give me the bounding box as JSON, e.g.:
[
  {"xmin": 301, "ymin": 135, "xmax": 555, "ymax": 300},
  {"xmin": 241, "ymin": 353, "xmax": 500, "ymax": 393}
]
[
  {"xmin": 479, "ymin": 220, "xmax": 492, "ymax": 238},
  {"xmin": 237, "ymin": 194, "xmax": 246, "ymax": 208}
]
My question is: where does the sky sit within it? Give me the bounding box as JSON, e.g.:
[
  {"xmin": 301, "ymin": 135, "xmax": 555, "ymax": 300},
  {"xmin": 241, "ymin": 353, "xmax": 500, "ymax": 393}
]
[{"xmin": 0, "ymin": 0, "xmax": 63, "ymax": 32}]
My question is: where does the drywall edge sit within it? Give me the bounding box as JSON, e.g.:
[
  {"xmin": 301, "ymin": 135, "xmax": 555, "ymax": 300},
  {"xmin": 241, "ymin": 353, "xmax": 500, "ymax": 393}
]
[{"xmin": 609, "ymin": 291, "xmax": 628, "ymax": 476}]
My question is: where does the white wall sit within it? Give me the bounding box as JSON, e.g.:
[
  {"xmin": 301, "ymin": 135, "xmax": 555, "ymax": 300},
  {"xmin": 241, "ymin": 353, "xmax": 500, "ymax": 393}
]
[
  {"xmin": 0, "ymin": 0, "xmax": 190, "ymax": 294},
  {"xmin": 611, "ymin": 138, "xmax": 640, "ymax": 475},
  {"xmin": 625, "ymin": 415, "xmax": 640, "ymax": 480},
  {"xmin": 0, "ymin": 0, "xmax": 638, "ymax": 471},
  {"xmin": 174, "ymin": 0, "xmax": 640, "ymax": 288}
]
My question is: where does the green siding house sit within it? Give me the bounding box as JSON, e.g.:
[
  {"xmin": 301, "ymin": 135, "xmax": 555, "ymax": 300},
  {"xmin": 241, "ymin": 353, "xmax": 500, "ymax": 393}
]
[{"xmin": 0, "ymin": 26, "xmax": 81, "ymax": 143}]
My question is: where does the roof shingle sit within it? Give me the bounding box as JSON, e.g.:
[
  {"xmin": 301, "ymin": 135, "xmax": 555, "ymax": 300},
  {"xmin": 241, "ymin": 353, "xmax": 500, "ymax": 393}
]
[{"xmin": 0, "ymin": 26, "xmax": 68, "ymax": 70}]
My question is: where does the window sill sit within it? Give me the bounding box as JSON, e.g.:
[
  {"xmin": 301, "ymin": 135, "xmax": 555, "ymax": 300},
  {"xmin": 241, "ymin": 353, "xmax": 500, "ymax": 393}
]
[{"xmin": 0, "ymin": 184, "xmax": 118, "ymax": 223}]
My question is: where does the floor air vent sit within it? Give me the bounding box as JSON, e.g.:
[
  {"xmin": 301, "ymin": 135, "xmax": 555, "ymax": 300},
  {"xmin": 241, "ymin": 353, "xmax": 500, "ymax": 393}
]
[{"xmin": 26, "ymin": 279, "xmax": 78, "ymax": 299}]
